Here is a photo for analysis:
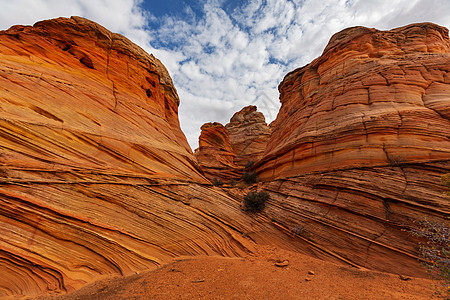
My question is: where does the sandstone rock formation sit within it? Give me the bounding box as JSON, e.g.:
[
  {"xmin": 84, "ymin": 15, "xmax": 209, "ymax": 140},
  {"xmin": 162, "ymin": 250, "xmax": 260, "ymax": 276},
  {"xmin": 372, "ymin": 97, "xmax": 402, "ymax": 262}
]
[
  {"xmin": 259, "ymin": 23, "xmax": 450, "ymax": 178},
  {"xmin": 0, "ymin": 17, "xmax": 295, "ymax": 298},
  {"xmin": 2, "ymin": 17, "xmax": 449, "ymax": 298},
  {"xmin": 255, "ymin": 23, "xmax": 450, "ymax": 275},
  {"xmin": 0, "ymin": 16, "xmax": 198, "ymax": 183},
  {"xmin": 225, "ymin": 105, "xmax": 272, "ymax": 167},
  {"xmin": 195, "ymin": 106, "xmax": 272, "ymax": 182},
  {"xmin": 194, "ymin": 122, "xmax": 243, "ymax": 181}
]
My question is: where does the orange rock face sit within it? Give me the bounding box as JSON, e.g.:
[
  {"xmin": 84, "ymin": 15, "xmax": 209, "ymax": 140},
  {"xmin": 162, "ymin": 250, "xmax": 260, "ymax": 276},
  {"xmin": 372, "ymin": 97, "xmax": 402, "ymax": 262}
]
[
  {"xmin": 194, "ymin": 122, "xmax": 243, "ymax": 181},
  {"xmin": 225, "ymin": 105, "xmax": 272, "ymax": 167},
  {"xmin": 0, "ymin": 17, "xmax": 295, "ymax": 297},
  {"xmin": 2, "ymin": 17, "xmax": 449, "ymax": 298},
  {"xmin": 195, "ymin": 106, "xmax": 272, "ymax": 181},
  {"xmin": 259, "ymin": 23, "xmax": 450, "ymax": 178},
  {"xmin": 0, "ymin": 16, "xmax": 200, "ymax": 183},
  {"xmin": 256, "ymin": 23, "xmax": 450, "ymax": 275}
]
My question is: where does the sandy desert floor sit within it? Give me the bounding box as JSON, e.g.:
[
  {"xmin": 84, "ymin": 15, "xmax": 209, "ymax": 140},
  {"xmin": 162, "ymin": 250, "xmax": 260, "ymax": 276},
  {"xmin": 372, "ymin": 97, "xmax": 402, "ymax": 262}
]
[{"xmin": 39, "ymin": 244, "xmax": 442, "ymax": 300}]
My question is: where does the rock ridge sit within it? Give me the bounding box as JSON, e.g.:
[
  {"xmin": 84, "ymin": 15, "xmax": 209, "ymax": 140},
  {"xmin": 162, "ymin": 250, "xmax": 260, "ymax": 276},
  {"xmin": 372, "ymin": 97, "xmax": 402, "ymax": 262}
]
[
  {"xmin": 0, "ymin": 17, "xmax": 296, "ymax": 297},
  {"xmin": 252, "ymin": 22, "xmax": 449, "ymax": 276},
  {"xmin": 194, "ymin": 122, "xmax": 243, "ymax": 181},
  {"xmin": 195, "ymin": 106, "xmax": 272, "ymax": 182}
]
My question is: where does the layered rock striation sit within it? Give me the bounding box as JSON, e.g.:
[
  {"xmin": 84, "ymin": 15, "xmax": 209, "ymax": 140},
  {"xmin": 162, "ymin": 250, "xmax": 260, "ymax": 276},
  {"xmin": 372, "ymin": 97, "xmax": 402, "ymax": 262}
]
[
  {"xmin": 259, "ymin": 23, "xmax": 450, "ymax": 178},
  {"xmin": 256, "ymin": 23, "xmax": 450, "ymax": 275},
  {"xmin": 2, "ymin": 17, "xmax": 449, "ymax": 297},
  {"xmin": 0, "ymin": 17, "xmax": 294, "ymax": 298},
  {"xmin": 225, "ymin": 105, "xmax": 272, "ymax": 167},
  {"xmin": 0, "ymin": 16, "xmax": 199, "ymax": 183},
  {"xmin": 195, "ymin": 106, "xmax": 271, "ymax": 181},
  {"xmin": 194, "ymin": 122, "xmax": 243, "ymax": 181}
]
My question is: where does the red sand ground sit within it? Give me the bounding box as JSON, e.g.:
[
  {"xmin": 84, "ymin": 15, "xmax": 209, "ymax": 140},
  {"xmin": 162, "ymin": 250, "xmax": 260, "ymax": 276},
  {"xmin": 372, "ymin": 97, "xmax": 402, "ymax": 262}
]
[{"xmin": 43, "ymin": 245, "xmax": 439, "ymax": 299}]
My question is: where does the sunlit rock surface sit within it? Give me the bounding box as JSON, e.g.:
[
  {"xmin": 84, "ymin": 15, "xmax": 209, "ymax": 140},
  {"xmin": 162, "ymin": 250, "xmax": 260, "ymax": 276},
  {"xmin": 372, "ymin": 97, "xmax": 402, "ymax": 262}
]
[
  {"xmin": 256, "ymin": 23, "xmax": 450, "ymax": 275},
  {"xmin": 0, "ymin": 17, "xmax": 292, "ymax": 297},
  {"xmin": 194, "ymin": 122, "xmax": 243, "ymax": 181},
  {"xmin": 225, "ymin": 105, "xmax": 272, "ymax": 167}
]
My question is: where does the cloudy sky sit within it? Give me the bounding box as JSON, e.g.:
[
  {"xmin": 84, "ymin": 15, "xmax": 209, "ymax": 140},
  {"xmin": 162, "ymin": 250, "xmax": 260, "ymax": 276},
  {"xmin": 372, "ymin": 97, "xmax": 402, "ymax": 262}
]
[{"xmin": 1, "ymin": 0, "xmax": 449, "ymax": 149}]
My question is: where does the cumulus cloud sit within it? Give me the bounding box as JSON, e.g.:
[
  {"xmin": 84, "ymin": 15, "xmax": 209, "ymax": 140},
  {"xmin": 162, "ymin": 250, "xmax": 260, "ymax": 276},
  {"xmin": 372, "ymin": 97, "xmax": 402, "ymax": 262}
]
[
  {"xmin": 0, "ymin": 0, "xmax": 149, "ymax": 43},
  {"xmin": 1, "ymin": 0, "xmax": 449, "ymax": 149},
  {"xmin": 159, "ymin": 0, "xmax": 450, "ymax": 148}
]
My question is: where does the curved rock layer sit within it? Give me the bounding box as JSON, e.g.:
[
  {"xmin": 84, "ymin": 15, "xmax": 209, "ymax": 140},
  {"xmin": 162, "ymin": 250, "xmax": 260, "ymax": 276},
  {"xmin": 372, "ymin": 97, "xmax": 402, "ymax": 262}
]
[
  {"xmin": 1, "ymin": 182, "xmax": 298, "ymax": 297},
  {"xmin": 256, "ymin": 23, "xmax": 450, "ymax": 274},
  {"xmin": 194, "ymin": 122, "xmax": 243, "ymax": 181},
  {"xmin": 225, "ymin": 105, "xmax": 272, "ymax": 167},
  {"xmin": 2, "ymin": 17, "xmax": 449, "ymax": 297},
  {"xmin": 0, "ymin": 17, "xmax": 296, "ymax": 297},
  {"xmin": 259, "ymin": 23, "xmax": 450, "ymax": 178},
  {"xmin": 0, "ymin": 16, "xmax": 201, "ymax": 183}
]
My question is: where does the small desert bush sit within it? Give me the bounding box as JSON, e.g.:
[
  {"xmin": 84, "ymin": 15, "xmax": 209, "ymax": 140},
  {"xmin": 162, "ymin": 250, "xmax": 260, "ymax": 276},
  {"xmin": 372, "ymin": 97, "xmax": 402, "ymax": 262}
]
[
  {"xmin": 242, "ymin": 171, "xmax": 258, "ymax": 184},
  {"xmin": 243, "ymin": 191, "xmax": 269, "ymax": 213},
  {"xmin": 409, "ymin": 219, "xmax": 449, "ymax": 298}
]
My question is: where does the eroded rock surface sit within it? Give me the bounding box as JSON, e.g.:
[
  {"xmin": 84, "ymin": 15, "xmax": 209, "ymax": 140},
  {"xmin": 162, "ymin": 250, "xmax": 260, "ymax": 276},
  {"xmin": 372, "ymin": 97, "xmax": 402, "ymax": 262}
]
[
  {"xmin": 256, "ymin": 23, "xmax": 450, "ymax": 275},
  {"xmin": 0, "ymin": 16, "xmax": 198, "ymax": 183},
  {"xmin": 225, "ymin": 105, "xmax": 272, "ymax": 167},
  {"xmin": 1, "ymin": 17, "xmax": 449, "ymax": 298},
  {"xmin": 259, "ymin": 23, "xmax": 450, "ymax": 178},
  {"xmin": 194, "ymin": 122, "xmax": 243, "ymax": 181},
  {"xmin": 0, "ymin": 17, "xmax": 293, "ymax": 298},
  {"xmin": 195, "ymin": 106, "xmax": 272, "ymax": 182}
]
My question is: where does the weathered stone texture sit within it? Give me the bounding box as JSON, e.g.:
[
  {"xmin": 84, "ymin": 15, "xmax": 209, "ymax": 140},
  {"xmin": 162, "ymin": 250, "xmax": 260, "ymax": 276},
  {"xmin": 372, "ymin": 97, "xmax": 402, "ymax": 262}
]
[
  {"xmin": 0, "ymin": 17, "xmax": 291, "ymax": 297},
  {"xmin": 194, "ymin": 122, "xmax": 243, "ymax": 181},
  {"xmin": 226, "ymin": 105, "xmax": 272, "ymax": 167},
  {"xmin": 256, "ymin": 23, "xmax": 450, "ymax": 275}
]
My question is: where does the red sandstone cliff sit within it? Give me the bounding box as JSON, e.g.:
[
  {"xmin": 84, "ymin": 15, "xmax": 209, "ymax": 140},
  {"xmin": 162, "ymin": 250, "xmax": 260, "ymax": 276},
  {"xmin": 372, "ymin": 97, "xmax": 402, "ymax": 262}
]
[
  {"xmin": 194, "ymin": 122, "xmax": 243, "ymax": 181},
  {"xmin": 226, "ymin": 105, "xmax": 272, "ymax": 167},
  {"xmin": 1, "ymin": 17, "xmax": 449, "ymax": 298},
  {"xmin": 195, "ymin": 106, "xmax": 271, "ymax": 181},
  {"xmin": 255, "ymin": 22, "xmax": 450, "ymax": 274},
  {"xmin": 0, "ymin": 17, "xmax": 292, "ymax": 298},
  {"xmin": 259, "ymin": 23, "xmax": 450, "ymax": 178}
]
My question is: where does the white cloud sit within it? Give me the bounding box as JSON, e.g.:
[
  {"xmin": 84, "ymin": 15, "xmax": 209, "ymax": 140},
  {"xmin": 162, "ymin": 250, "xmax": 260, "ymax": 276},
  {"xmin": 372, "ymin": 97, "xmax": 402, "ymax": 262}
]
[
  {"xmin": 167, "ymin": 0, "xmax": 450, "ymax": 148},
  {"xmin": 1, "ymin": 0, "xmax": 449, "ymax": 150},
  {"xmin": 0, "ymin": 0, "xmax": 149, "ymax": 42}
]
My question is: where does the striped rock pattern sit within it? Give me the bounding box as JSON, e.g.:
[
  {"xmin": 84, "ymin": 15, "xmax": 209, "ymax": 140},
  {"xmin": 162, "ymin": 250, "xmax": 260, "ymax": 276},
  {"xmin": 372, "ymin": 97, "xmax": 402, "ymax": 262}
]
[
  {"xmin": 225, "ymin": 105, "xmax": 272, "ymax": 167},
  {"xmin": 0, "ymin": 17, "xmax": 293, "ymax": 297},
  {"xmin": 256, "ymin": 23, "xmax": 450, "ymax": 275},
  {"xmin": 194, "ymin": 122, "xmax": 243, "ymax": 181}
]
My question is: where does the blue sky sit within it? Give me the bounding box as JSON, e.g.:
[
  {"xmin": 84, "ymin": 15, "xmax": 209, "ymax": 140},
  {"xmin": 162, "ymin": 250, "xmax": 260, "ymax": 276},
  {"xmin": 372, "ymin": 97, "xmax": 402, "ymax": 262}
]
[
  {"xmin": 142, "ymin": 0, "xmax": 206, "ymax": 19},
  {"xmin": 1, "ymin": 0, "xmax": 450, "ymax": 149}
]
